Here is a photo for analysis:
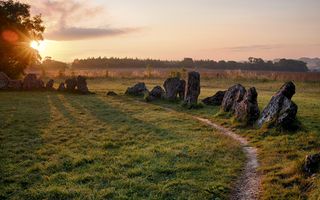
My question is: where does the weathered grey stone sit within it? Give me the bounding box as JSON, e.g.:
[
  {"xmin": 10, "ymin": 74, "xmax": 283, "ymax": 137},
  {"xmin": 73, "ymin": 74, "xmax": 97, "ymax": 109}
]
[
  {"xmin": 178, "ymin": 80, "xmax": 186, "ymax": 100},
  {"xmin": 22, "ymin": 74, "xmax": 44, "ymax": 90},
  {"xmin": 235, "ymin": 87, "xmax": 260, "ymax": 125},
  {"xmin": 277, "ymin": 81, "xmax": 295, "ymax": 99},
  {"xmin": 65, "ymin": 77, "xmax": 77, "ymax": 91},
  {"xmin": 163, "ymin": 77, "xmax": 181, "ymax": 101},
  {"xmin": 257, "ymin": 82, "xmax": 298, "ymax": 129},
  {"xmin": 46, "ymin": 79, "xmax": 54, "ymax": 90},
  {"xmin": 58, "ymin": 83, "xmax": 66, "ymax": 91},
  {"xmin": 184, "ymin": 71, "xmax": 201, "ymax": 105},
  {"xmin": 150, "ymin": 86, "xmax": 165, "ymax": 99},
  {"xmin": 145, "ymin": 86, "xmax": 165, "ymax": 101},
  {"xmin": 303, "ymin": 153, "xmax": 320, "ymax": 175},
  {"xmin": 125, "ymin": 82, "xmax": 148, "ymax": 96},
  {"xmin": 77, "ymin": 76, "xmax": 90, "ymax": 94},
  {"xmin": 221, "ymin": 84, "xmax": 246, "ymax": 113},
  {"xmin": 8, "ymin": 80, "xmax": 22, "ymax": 90},
  {"xmin": 202, "ymin": 91, "xmax": 226, "ymax": 106},
  {"xmin": 0, "ymin": 72, "xmax": 10, "ymax": 89}
]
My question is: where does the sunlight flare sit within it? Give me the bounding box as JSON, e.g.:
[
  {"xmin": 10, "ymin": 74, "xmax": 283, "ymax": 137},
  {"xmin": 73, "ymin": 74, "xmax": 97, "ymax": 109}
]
[{"xmin": 30, "ymin": 40, "xmax": 46, "ymax": 53}]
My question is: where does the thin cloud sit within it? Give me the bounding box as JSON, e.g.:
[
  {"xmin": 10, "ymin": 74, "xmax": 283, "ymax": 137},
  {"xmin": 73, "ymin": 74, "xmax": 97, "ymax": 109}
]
[
  {"xmin": 224, "ymin": 44, "xmax": 283, "ymax": 52},
  {"xmin": 24, "ymin": 0, "xmax": 140, "ymax": 41},
  {"xmin": 46, "ymin": 27, "xmax": 140, "ymax": 41}
]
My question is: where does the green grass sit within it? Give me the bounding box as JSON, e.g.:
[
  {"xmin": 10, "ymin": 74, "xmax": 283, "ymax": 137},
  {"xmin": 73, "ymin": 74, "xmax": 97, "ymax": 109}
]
[
  {"xmin": 1, "ymin": 77, "xmax": 319, "ymax": 199},
  {"xmin": 100, "ymin": 77, "xmax": 320, "ymax": 200},
  {"xmin": 0, "ymin": 88, "xmax": 245, "ymax": 199},
  {"xmin": 90, "ymin": 77, "xmax": 320, "ymax": 199}
]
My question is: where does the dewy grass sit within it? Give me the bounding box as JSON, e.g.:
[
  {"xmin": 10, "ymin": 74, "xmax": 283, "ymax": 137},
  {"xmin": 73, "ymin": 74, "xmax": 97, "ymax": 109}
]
[
  {"xmin": 0, "ymin": 88, "xmax": 244, "ymax": 199},
  {"xmin": 1, "ymin": 77, "xmax": 319, "ymax": 199},
  {"xmin": 89, "ymin": 77, "xmax": 320, "ymax": 199}
]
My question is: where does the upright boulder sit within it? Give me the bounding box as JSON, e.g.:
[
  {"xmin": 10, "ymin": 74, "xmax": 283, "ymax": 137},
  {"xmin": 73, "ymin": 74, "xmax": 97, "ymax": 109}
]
[
  {"xmin": 22, "ymin": 74, "xmax": 44, "ymax": 90},
  {"xmin": 125, "ymin": 82, "xmax": 148, "ymax": 96},
  {"xmin": 221, "ymin": 84, "xmax": 246, "ymax": 113},
  {"xmin": 184, "ymin": 71, "xmax": 201, "ymax": 105},
  {"xmin": 235, "ymin": 87, "xmax": 260, "ymax": 125},
  {"xmin": 0, "ymin": 72, "xmax": 10, "ymax": 89},
  {"xmin": 257, "ymin": 81, "xmax": 298, "ymax": 129},
  {"xmin": 178, "ymin": 79, "xmax": 186, "ymax": 100},
  {"xmin": 145, "ymin": 86, "xmax": 165, "ymax": 101},
  {"xmin": 77, "ymin": 76, "xmax": 90, "ymax": 94},
  {"xmin": 277, "ymin": 81, "xmax": 295, "ymax": 99},
  {"xmin": 58, "ymin": 83, "xmax": 66, "ymax": 92},
  {"xmin": 65, "ymin": 77, "xmax": 77, "ymax": 91},
  {"xmin": 202, "ymin": 91, "xmax": 226, "ymax": 106},
  {"xmin": 303, "ymin": 152, "xmax": 320, "ymax": 175},
  {"xmin": 163, "ymin": 77, "xmax": 181, "ymax": 101},
  {"xmin": 150, "ymin": 86, "xmax": 165, "ymax": 99},
  {"xmin": 46, "ymin": 79, "xmax": 55, "ymax": 90}
]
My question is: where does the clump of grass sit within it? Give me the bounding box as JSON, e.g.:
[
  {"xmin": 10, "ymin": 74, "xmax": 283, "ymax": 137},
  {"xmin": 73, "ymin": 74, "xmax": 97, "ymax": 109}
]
[{"xmin": 103, "ymin": 141, "xmax": 121, "ymax": 150}]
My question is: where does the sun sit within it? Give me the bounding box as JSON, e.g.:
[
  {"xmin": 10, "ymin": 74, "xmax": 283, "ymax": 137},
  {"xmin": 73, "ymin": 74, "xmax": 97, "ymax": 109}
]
[{"xmin": 30, "ymin": 40, "xmax": 46, "ymax": 53}]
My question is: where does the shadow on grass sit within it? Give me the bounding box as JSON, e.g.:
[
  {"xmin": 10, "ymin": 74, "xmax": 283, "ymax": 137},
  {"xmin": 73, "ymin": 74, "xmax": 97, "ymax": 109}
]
[
  {"xmin": 61, "ymin": 93, "xmax": 182, "ymax": 142},
  {"xmin": 0, "ymin": 92, "xmax": 51, "ymax": 198}
]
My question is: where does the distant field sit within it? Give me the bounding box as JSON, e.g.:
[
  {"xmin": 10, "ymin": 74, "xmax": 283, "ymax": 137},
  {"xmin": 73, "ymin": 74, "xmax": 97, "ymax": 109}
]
[
  {"xmin": 1, "ymin": 77, "xmax": 320, "ymax": 199},
  {"xmin": 28, "ymin": 68, "xmax": 320, "ymax": 82}
]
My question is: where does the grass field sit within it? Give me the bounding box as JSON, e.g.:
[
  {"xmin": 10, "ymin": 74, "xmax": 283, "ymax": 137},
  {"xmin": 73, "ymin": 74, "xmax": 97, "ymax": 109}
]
[
  {"xmin": 0, "ymin": 84, "xmax": 245, "ymax": 199},
  {"xmin": 1, "ymin": 77, "xmax": 320, "ymax": 199}
]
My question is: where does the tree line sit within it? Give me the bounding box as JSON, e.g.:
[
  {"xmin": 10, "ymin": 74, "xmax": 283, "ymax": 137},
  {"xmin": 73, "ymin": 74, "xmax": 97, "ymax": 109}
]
[{"xmin": 71, "ymin": 57, "xmax": 309, "ymax": 72}]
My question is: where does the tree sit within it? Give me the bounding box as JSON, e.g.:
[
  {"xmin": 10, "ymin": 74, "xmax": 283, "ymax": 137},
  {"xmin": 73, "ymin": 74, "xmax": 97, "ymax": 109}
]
[{"xmin": 0, "ymin": 0, "xmax": 45, "ymax": 78}]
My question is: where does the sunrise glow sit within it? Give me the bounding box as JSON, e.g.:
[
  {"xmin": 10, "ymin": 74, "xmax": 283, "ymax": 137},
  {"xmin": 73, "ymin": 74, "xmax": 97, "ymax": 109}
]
[{"xmin": 30, "ymin": 40, "xmax": 46, "ymax": 53}]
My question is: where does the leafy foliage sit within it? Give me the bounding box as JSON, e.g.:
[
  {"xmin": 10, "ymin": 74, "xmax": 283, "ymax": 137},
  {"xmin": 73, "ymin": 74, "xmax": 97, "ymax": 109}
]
[{"xmin": 0, "ymin": 0, "xmax": 45, "ymax": 78}]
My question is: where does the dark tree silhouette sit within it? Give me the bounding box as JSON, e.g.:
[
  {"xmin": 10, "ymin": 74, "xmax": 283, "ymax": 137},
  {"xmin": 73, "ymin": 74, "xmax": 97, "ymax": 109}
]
[
  {"xmin": 71, "ymin": 57, "xmax": 309, "ymax": 72},
  {"xmin": 0, "ymin": 0, "xmax": 45, "ymax": 78}
]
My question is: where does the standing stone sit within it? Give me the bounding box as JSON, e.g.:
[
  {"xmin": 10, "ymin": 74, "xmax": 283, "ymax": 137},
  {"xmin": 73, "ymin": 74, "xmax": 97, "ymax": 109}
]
[
  {"xmin": 65, "ymin": 77, "xmax": 77, "ymax": 91},
  {"xmin": 303, "ymin": 153, "xmax": 320, "ymax": 175},
  {"xmin": 202, "ymin": 91, "xmax": 226, "ymax": 106},
  {"xmin": 145, "ymin": 86, "xmax": 165, "ymax": 101},
  {"xmin": 38, "ymin": 79, "xmax": 45, "ymax": 88},
  {"xmin": 277, "ymin": 81, "xmax": 295, "ymax": 99},
  {"xmin": 0, "ymin": 72, "xmax": 10, "ymax": 89},
  {"xmin": 77, "ymin": 76, "xmax": 89, "ymax": 94},
  {"xmin": 46, "ymin": 79, "xmax": 54, "ymax": 90},
  {"xmin": 125, "ymin": 82, "xmax": 148, "ymax": 96},
  {"xmin": 8, "ymin": 80, "xmax": 22, "ymax": 90},
  {"xmin": 235, "ymin": 87, "xmax": 260, "ymax": 125},
  {"xmin": 58, "ymin": 83, "xmax": 66, "ymax": 92},
  {"xmin": 221, "ymin": 84, "xmax": 246, "ymax": 113},
  {"xmin": 178, "ymin": 80, "xmax": 186, "ymax": 100},
  {"xmin": 257, "ymin": 81, "xmax": 298, "ymax": 129},
  {"xmin": 184, "ymin": 71, "xmax": 200, "ymax": 105},
  {"xmin": 150, "ymin": 86, "xmax": 165, "ymax": 99},
  {"xmin": 163, "ymin": 77, "xmax": 181, "ymax": 101},
  {"xmin": 22, "ymin": 74, "xmax": 44, "ymax": 90}
]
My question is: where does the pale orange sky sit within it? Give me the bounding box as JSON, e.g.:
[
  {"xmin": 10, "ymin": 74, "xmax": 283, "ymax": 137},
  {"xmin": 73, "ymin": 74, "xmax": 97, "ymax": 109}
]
[{"xmin": 25, "ymin": 0, "xmax": 320, "ymax": 62}]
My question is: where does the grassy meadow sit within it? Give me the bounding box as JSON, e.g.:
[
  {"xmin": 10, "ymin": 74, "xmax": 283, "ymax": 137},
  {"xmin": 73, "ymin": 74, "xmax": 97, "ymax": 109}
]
[
  {"xmin": 0, "ymin": 82, "xmax": 245, "ymax": 199},
  {"xmin": 1, "ymin": 76, "xmax": 320, "ymax": 199}
]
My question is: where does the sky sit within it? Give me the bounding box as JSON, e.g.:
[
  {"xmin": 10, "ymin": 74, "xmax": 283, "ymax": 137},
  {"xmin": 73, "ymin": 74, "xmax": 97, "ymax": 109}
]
[{"xmin": 24, "ymin": 0, "xmax": 320, "ymax": 62}]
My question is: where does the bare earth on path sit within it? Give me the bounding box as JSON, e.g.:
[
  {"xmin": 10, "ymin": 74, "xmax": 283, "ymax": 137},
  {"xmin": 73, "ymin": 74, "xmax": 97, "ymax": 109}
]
[
  {"xmin": 194, "ymin": 117, "xmax": 261, "ymax": 200},
  {"xmin": 155, "ymin": 103, "xmax": 261, "ymax": 200}
]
